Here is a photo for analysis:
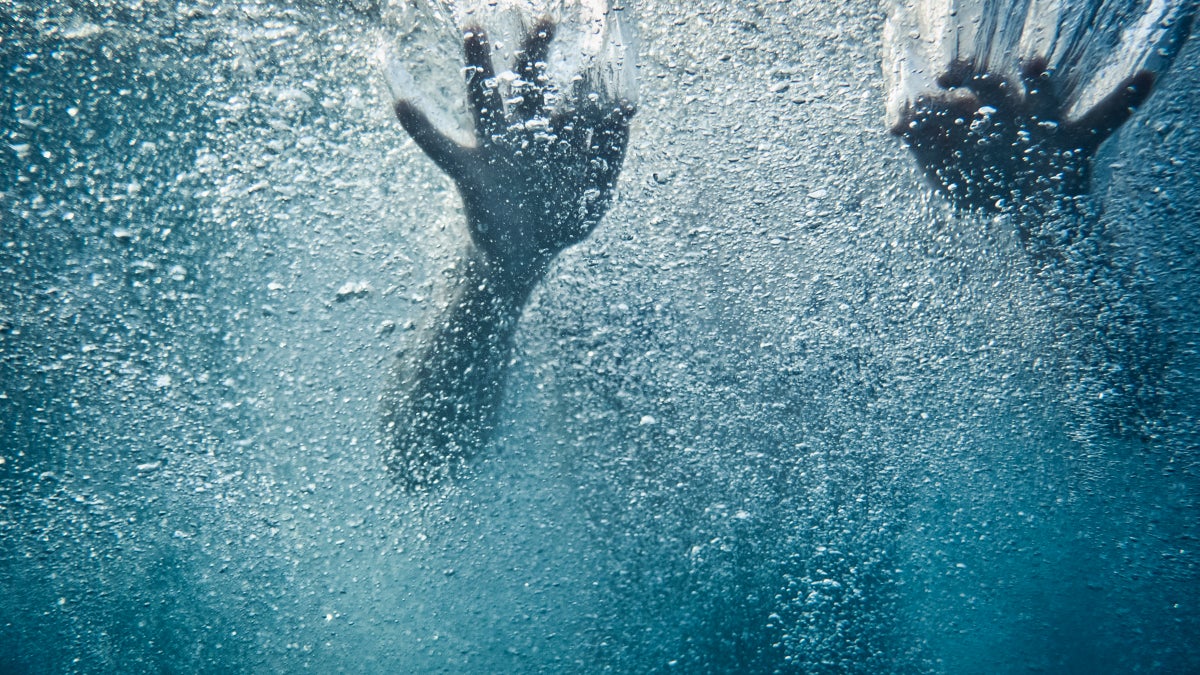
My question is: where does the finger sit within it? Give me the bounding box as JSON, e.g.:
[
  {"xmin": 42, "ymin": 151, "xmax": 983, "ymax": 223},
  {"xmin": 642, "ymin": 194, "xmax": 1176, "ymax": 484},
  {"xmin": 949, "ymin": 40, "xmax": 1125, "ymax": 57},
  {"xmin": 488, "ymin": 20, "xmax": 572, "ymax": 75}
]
[
  {"xmin": 1070, "ymin": 70, "xmax": 1156, "ymax": 150},
  {"xmin": 513, "ymin": 18, "xmax": 556, "ymax": 120},
  {"xmin": 937, "ymin": 59, "xmax": 977, "ymax": 89},
  {"xmin": 937, "ymin": 59, "xmax": 1016, "ymax": 111},
  {"xmin": 572, "ymin": 102, "xmax": 633, "ymax": 233},
  {"xmin": 517, "ymin": 18, "xmax": 555, "ymax": 80},
  {"xmin": 1020, "ymin": 57, "xmax": 1059, "ymax": 116},
  {"xmin": 584, "ymin": 101, "xmax": 635, "ymax": 191},
  {"xmin": 463, "ymin": 25, "xmax": 505, "ymax": 140},
  {"xmin": 964, "ymin": 70, "xmax": 1018, "ymax": 110},
  {"xmin": 547, "ymin": 77, "xmax": 594, "ymax": 147},
  {"xmin": 890, "ymin": 92, "xmax": 980, "ymax": 139},
  {"xmin": 1020, "ymin": 56, "xmax": 1049, "ymax": 82},
  {"xmin": 394, "ymin": 100, "xmax": 473, "ymax": 179}
]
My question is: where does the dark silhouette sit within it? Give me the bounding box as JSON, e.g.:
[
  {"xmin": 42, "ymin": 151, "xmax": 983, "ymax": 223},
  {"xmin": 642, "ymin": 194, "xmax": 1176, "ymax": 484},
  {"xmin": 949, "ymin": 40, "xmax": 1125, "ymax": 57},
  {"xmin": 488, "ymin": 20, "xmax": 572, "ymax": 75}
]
[
  {"xmin": 892, "ymin": 57, "xmax": 1154, "ymax": 226},
  {"xmin": 382, "ymin": 19, "xmax": 635, "ymax": 488}
]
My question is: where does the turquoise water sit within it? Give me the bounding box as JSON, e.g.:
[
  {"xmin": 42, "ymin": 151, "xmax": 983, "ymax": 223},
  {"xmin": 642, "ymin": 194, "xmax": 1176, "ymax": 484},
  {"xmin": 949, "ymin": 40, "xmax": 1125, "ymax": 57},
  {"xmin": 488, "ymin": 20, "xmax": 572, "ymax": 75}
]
[{"xmin": 2, "ymin": 1, "xmax": 1198, "ymax": 672}]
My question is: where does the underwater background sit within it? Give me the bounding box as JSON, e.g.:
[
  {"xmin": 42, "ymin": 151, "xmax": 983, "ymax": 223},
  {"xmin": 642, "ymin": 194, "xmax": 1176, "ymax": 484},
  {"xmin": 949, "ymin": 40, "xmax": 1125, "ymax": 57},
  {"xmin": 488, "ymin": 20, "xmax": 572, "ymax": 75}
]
[{"xmin": 2, "ymin": 0, "xmax": 1198, "ymax": 672}]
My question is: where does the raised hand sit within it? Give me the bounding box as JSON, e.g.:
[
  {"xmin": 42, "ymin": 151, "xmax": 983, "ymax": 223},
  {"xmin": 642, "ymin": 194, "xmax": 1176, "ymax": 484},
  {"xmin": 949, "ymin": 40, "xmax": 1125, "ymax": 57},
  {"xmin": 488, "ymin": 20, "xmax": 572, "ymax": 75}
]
[
  {"xmin": 892, "ymin": 58, "xmax": 1155, "ymax": 214},
  {"xmin": 382, "ymin": 18, "xmax": 635, "ymax": 488},
  {"xmin": 394, "ymin": 19, "xmax": 635, "ymax": 294}
]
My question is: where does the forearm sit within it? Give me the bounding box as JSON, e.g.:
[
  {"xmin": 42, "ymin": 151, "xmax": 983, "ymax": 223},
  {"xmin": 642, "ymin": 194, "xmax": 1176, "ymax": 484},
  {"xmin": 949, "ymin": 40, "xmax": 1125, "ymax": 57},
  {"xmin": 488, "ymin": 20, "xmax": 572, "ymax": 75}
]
[
  {"xmin": 382, "ymin": 241, "xmax": 541, "ymax": 487},
  {"xmin": 1010, "ymin": 191, "xmax": 1101, "ymax": 263},
  {"xmin": 1009, "ymin": 193, "xmax": 1163, "ymax": 432}
]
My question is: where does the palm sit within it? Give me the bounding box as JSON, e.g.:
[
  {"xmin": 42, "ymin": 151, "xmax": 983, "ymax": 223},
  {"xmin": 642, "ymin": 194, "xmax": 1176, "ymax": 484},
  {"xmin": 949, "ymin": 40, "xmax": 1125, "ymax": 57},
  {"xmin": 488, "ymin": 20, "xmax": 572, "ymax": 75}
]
[
  {"xmin": 393, "ymin": 20, "xmax": 634, "ymax": 283},
  {"xmin": 893, "ymin": 58, "xmax": 1155, "ymax": 213}
]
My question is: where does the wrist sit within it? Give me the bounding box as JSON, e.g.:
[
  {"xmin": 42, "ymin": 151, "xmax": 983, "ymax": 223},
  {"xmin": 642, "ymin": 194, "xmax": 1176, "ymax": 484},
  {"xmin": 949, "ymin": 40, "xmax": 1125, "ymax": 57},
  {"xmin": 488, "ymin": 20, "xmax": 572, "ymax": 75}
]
[
  {"xmin": 461, "ymin": 241, "xmax": 549, "ymax": 311},
  {"xmin": 1010, "ymin": 191, "xmax": 1099, "ymax": 255}
]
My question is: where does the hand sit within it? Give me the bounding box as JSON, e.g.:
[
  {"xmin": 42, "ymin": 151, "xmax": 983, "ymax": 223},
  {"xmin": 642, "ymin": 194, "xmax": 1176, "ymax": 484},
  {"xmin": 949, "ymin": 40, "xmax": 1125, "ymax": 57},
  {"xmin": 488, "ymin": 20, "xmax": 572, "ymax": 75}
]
[
  {"xmin": 892, "ymin": 58, "xmax": 1155, "ymax": 213},
  {"xmin": 392, "ymin": 19, "xmax": 635, "ymax": 291}
]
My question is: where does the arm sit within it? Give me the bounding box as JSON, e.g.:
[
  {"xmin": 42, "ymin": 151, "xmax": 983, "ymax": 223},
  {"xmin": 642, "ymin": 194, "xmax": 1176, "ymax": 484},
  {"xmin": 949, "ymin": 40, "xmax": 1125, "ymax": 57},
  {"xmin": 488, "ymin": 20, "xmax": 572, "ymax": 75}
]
[
  {"xmin": 892, "ymin": 58, "xmax": 1165, "ymax": 431},
  {"xmin": 381, "ymin": 246, "xmax": 531, "ymax": 488},
  {"xmin": 382, "ymin": 20, "xmax": 635, "ymax": 488}
]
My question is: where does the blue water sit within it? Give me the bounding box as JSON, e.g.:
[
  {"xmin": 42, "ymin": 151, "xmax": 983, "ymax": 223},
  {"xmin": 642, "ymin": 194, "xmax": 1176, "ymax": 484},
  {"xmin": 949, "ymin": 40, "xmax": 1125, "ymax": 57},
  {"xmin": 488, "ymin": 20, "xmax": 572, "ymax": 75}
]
[{"xmin": 2, "ymin": 1, "xmax": 1198, "ymax": 672}]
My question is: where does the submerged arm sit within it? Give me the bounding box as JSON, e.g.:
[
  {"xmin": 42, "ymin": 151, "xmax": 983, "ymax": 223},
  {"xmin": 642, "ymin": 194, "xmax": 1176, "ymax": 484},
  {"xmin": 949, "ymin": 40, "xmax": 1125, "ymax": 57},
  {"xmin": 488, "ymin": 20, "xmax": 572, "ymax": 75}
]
[
  {"xmin": 382, "ymin": 20, "xmax": 634, "ymax": 488},
  {"xmin": 382, "ymin": 246, "xmax": 535, "ymax": 487},
  {"xmin": 892, "ymin": 58, "xmax": 1166, "ymax": 432}
]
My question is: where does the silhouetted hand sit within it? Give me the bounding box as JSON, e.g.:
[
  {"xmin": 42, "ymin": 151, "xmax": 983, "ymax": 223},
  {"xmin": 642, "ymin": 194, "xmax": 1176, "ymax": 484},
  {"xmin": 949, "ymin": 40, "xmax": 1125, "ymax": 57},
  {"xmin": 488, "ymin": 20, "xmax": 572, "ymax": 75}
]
[
  {"xmin": 393, "ymin": 19, "xmax": 635, "ymax": 292},
  {"xmin": 382, "ymin": 19, "xmax": 635, "ymax": 488},
  {"xmin": 892, "ymin": 58, "xmax": 1155, "ymax": 213}
]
